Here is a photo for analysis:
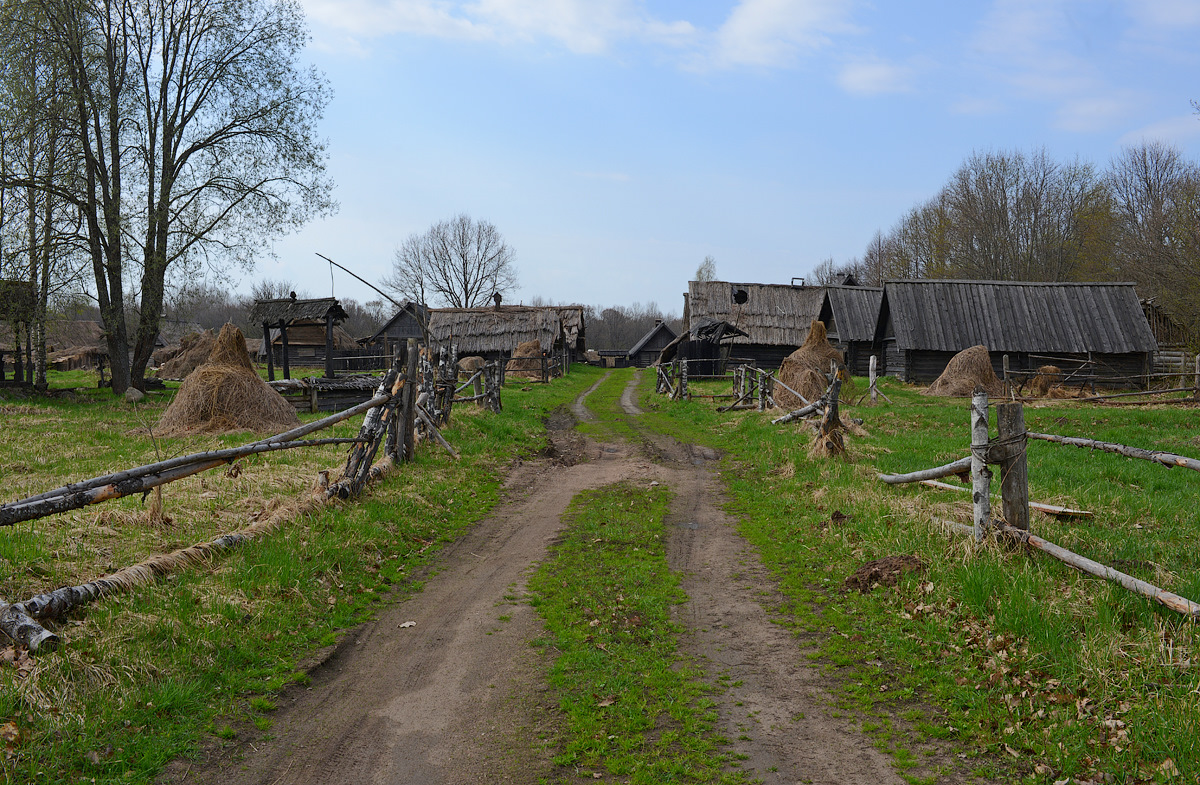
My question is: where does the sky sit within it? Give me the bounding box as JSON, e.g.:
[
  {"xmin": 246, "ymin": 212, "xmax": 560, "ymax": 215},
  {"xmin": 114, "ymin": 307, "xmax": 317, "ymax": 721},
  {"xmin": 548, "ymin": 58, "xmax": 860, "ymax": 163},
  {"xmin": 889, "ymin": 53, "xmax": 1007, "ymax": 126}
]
[{"xmin": 248, "ymin": 0, "xmax": 1200, "ymax": 317}]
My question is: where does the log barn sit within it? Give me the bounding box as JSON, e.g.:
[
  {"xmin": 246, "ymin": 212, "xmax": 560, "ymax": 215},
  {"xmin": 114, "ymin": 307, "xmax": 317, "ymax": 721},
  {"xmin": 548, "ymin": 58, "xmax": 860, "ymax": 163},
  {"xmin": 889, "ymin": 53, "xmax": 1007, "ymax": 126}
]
[
  {"xmin": 876, "ymin": 280, "xmax": 1158, "ymax": 387},
  {"xmin": 823, "ymin": 285, "xmax": 883, "ymax": 377},
  {"xmin": 626, "ymin": 320, "xmax": 677, "ymax": 367},
  {"xmin": 359, "ymin": 301, "xmax": 430, "ymax": 360},
  {"xmin": 247, "ymin": 296, "xmax": 350, "ymax": 380},
  {"xmin": 428, "ymin": 305, "xmax": 586, "ymax": 370}
]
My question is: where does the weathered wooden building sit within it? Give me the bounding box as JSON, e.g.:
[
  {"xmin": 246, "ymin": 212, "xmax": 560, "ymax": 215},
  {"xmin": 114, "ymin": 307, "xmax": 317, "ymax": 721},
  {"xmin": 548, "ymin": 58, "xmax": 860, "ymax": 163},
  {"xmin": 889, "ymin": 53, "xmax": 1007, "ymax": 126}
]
[
  {"xmin": 626, "ymin": 320, "xmax": 677, "ymax": 367},
  {"xmin": 247, "ymin": 296, "xmax": 350, "ymax": 379},
  {"xmin": 824, "ymin": 285, "xmax": 883, "ymax": 377},
  {"xmin": 683, "ymin": 281, "xmax": 829, "ymax": 370},
  {"xmin": 877, "ymin": 280, "xmax": 1158, "ymax": 386},
  {"xmin": 359, "ymin": 301, "xmax": 429, "ymax": 360},
  {"xmin": 428, "ymin": 305, "xmax": 585, "ymax": 368},
  {"xmin": 1141, "ymin": 298, "xmax": 1195, "ymax": 374}
]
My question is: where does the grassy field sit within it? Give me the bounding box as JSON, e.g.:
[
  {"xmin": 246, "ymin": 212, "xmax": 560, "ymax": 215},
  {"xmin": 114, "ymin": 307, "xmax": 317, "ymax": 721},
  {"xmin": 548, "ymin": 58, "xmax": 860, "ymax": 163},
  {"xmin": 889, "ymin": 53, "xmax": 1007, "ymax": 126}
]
[
  {"xmin": 0, "ymin": 366, "xmax": 605, "ymax": 784},
  {"xmin": 628, "ymin": 370, "xmax": 1200, "ymax": 783}
]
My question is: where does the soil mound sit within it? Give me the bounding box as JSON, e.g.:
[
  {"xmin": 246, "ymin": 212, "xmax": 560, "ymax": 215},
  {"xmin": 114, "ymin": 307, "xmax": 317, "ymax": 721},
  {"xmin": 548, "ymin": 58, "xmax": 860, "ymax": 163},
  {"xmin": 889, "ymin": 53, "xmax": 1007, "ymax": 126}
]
[
  {"xmin": 925, "ymin": 345, "xmax": 1004, "ymax": 398},
  {"xmin": 1028, "ymin": 365, "xmax": 1062, "ymax": 397},
  {"xmin": 775, "ymin": 321, "xmax": 845, "ymax": 409},
  {"xmin": 155, "ymin": 330, "xmax": 217, "ymax": 380},
  {"xmin": 506, "ymin": 340, "xmax": 544, "ymax": 379},
  {"xmin": 156, "ymin": 324, "xmax": 299, "ymax": 437},
  {"xmin": 844, "ymin": 555, "xmax": 925, "ymax": 593}
]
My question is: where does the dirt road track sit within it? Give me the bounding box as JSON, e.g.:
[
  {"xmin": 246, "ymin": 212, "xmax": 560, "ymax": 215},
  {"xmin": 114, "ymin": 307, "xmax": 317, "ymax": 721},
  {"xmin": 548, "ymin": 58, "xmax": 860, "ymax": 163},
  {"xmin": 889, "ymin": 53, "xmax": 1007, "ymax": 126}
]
[{"xmin": 162, "ymin": 370, "xmax": 969, "ymax": 785}]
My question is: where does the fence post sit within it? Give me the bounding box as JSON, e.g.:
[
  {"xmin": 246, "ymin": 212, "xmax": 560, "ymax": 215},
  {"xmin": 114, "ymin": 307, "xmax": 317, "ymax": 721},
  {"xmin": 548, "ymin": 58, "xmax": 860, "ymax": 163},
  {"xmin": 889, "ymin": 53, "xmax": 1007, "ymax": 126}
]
[
  {"xmin": 309, "ymin": 385, "xmax": 318, "ymax": 414},
  {"xmin": 473, "ymin": 370, "xmax": 484, "ymax": 408},
  {"xmin": 1002, "ymin": 354, "xmax": 1010, "ymax": 397},
  {"xmin": 869, "ymin": 355, "xmax": 878, "ymax": 405},
  {"xmin": 757, "ymin": 369, "xmax": 766, "ymax": 411},
  {"xmin": 1194, "ymin": 354, "xmax": 1199, "ymax": 401},
  {"xmin": 402, "ymin": 338, "xmax": 420, "ymax": 461},
  {"xmin": 970, "ymin": 388, "xmax": 991, "ymax": 543},
  {"xmin": 679, "ymin": 359, "xmax": 689, "ymax": 401},
  {"xmin": 996, "ymin": 401, "xmax": 1029, "ymax": 532}
]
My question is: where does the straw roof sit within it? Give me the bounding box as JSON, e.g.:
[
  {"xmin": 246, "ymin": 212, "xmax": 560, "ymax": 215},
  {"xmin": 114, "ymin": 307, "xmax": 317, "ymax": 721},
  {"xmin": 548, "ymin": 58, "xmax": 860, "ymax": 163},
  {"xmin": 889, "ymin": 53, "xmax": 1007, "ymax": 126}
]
[
  {"xmin": 686, "ymin": 281, "xmax": 828, "ymax": 347},
  {"xmin": 429, "ymin": 306, "xmax": 563, "ymax": 354},
  {"xmin": 246, "ymin": 296, "xmax": 348, "ymax": 326}
]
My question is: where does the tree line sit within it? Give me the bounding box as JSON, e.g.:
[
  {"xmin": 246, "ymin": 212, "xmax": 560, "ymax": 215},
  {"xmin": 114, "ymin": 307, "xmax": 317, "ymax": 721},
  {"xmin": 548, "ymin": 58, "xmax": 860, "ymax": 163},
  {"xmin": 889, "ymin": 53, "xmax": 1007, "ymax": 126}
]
[
  {"xmin": 0, "ymin": 0, "xmax": 332, "ymax": 393},
  {"xmin": 819, "ymin": 138, "xmax": 1200, "ymax": 336}
]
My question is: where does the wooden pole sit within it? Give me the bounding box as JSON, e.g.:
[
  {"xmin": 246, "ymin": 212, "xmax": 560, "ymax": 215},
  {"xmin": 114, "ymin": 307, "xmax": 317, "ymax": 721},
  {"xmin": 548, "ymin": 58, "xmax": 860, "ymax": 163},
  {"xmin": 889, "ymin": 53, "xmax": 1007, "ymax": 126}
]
[
  {"xmin": 1194, "ymin": 353, "xmax": 1199, "ymax": 401},
  {"xmin": 772, "ymin": 400, "xmax": 823, "ymax": 424},
  {"xmin": 971, "ymin": 389, "xmax": 991, "ymax": 542},
  {"xmin": 263, "ymin": 322, "xmax": 274, "ymax": 381},
  {"xmin": 878, "ymin": 457, "xmax": 972, "ymax": 484},
  {"xmin": 757, "ymin": 369, "xmax": 766, "ymax": 411},
  {"xmin": 918, "ymin": 479, "xmax": 1092, "ymax": 518},
  {"xmin": 996, "ymin": 401, "xmax": 1029, "ymax": 532},
  {"xmin": 403, "ymin": 338, "xmax": 420, "ymax": 461},
  {"xmin": 1027, "ymin": 431, "xmax": 1200, "ymax": 472},
  {"xmin": 324, "ymin": 313, "xmax": 335, "ymax": 378},
  {"xmin": 869, "ymin": 355, "xmax": 877, "ymax": 405},
  {"xmin": 279, "ymin": 322, "xmax": 291, "ymax": 380}
]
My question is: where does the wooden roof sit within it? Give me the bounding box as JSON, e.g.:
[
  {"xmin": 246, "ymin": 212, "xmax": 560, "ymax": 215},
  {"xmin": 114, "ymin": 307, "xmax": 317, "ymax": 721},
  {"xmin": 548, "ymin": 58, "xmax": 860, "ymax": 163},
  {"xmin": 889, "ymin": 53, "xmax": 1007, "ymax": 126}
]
[
  {"xmin": 428, "ymin": 306, "xmax": 563, "ymax": 354},
  {"xmin": 686, "ymin": 281, "xmax": 828, "ymax": 347},
  {"xmin": 627, "ymin": 321, "xmax": 678, "ymax": 356},
  {"xmin": 825, "ymin": 286, "xmax": 883, "ymax": 342},
  {"xmin": 247, "ymin": 297, "xmax": 348, "ymax": 326},
  {"xmin": 881, "ymin": 280, "xmax": 1158, "ymax": 354},
  {"xmin": 362, "ymin": 302, "xmax": 429, "ymax": 344}
]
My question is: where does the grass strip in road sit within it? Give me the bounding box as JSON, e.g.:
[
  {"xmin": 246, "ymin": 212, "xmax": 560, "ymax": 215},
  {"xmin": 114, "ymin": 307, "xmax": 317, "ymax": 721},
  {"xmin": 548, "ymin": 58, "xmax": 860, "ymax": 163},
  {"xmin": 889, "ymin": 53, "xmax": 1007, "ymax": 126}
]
[{"xmin": 528, "ymin": 480, "xmax": 748, "ymax": 784}]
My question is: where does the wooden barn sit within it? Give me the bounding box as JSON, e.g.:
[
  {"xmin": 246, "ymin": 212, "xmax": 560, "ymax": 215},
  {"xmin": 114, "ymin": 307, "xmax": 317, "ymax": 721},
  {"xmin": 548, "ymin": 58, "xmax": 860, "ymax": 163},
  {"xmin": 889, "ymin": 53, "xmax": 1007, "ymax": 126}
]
[
  {"xmin": 683, "ymin": 280, "xmax": 830, "ymax": 370},
  {"xmin": 359, "ymin": 301, "xmax": 429, "ymax": 360},
  {"xmin": 247, "ymin": 296, "xmax": 350, "ymax": 379},
  {"xmin": 428, "ymin": 306, "xmax": 576, "ymax": 370},
  {"xmin": 1141, "ymin": 298, "xmax": 1195, "ymax": 374},
  {"xmin": 626, "ymin": 320, "xmax": 677, "ymax": 367},
  {"xmin": 824, "ymin": 285, "xmax": 883, "ymax": 377},
  {"xmin": 877, "ymin": 280, "xmax": 1158, "ymax": 387}
]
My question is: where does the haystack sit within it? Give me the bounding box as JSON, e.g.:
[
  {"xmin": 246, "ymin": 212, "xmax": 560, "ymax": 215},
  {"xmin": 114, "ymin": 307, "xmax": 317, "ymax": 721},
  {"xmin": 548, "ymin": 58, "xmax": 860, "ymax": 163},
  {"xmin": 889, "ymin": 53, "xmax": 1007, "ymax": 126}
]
[
  {"xmin": 506, "ymin": 340, "xmax": 545, "ymax": 379},
  {"xmin": 155, "ymin": 330, "xmax": 217, "ymax": 380},
  {"xmin": 1028, "ymin": 365, "xmax": 1062, "ymax": 397},
  {"xmin": 156, "ymin": 324, "xmax": 299, "ymax": 436},
  {"xmin": 925, "ymin": 345, "xmax": 1005, "ymax": 397},
  {"xmin": 775, "ymin": 321, "xmax": 846, "ymax": 409},
  {"xmin": 457, "ymin": 355, "xmax": 485, "ymax": 378}
]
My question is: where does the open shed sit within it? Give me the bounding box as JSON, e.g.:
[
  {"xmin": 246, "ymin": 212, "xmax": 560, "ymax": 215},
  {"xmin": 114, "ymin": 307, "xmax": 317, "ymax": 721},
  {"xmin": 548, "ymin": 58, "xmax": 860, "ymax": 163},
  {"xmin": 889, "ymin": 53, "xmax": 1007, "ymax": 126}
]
[
  {"xmin": 877, "ymin": 280, "xmax": 1158, "ymax": 387},
  {"xmin": 428, "ymin": 305, "xmax": 584, "ymax": 372},
  {"xmin": 683, "ymin": 280, "xmax": 830, "ymax": 370},
  {"xmin": 247, "ymin": 295, "xmax": 349, "ymax": 380}
]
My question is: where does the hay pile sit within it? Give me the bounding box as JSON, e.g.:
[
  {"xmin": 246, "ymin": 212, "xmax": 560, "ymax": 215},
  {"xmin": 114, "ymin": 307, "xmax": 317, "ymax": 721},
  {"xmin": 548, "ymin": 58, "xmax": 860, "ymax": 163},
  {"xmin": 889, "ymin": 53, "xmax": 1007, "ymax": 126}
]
[
  {"xmin": 155, "ymin": 330, "xmax": 217, "ymax": 380},
  {"xmin": 457, "ymin": 355, "xmax": 485, "ymax": 378},
  {"xmin": 156, "ymin": 324, "xmax": 299, "ymax": 436},
  {"xmin": 925, "ymin": 345, "xmax": 1005, "ymax": 397},
  {"xmin": 775, "ymin": 321, "xmax": 846, "ymax": 409},
  {"xmin": 1028, "ymin": 365, "xmax": 1062, "ymax": 397},
  {"xmin": 506, "ymin": 340, "xmax": 545, "ymax": 379}
]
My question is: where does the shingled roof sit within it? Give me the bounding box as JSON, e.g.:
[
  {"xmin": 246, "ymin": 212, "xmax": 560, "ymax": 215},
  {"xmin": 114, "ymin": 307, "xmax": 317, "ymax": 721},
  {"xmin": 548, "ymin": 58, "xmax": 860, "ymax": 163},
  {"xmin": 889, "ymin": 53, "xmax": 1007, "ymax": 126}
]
[
  {"xmin": 825, "ymin": 285, "xmax": 883, "ymax": 342},
  {"xmin": 881, "ymin": 280, "xmax": 1157, "ymax": 354},
  {"xmin": 686, "ymin": 281, "xmax": 828, "ymax": 347}
]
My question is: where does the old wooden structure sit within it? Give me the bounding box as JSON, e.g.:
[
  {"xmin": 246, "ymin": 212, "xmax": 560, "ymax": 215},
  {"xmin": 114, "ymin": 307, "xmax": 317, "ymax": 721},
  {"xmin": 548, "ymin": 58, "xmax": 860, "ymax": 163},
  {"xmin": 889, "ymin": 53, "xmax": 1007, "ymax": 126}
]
[
  {"xmin": 626, "ymin": 320, "xmax": 677, "ymax": 367},
  {"xmin": 824, "ymin": 285, "xmax": 883, "ymax": 377},
  {"xmin": 247, "ymin": 296, "xmax": 350, "ymax": 381},
  {"xmin": 359, "ymin": 302, "xmax": 429, "ymax": 360},
  {"xmin": 427, "ymin": 305, "xmax": 586, "ymax": 373},
  {"xmin": 0, "ymin": 280, "xmax": 35, "ymax": 385},
  {"xmin": 1141, "ymin": 298, "xmax": 1195, "ymax": 376},
  {"xmin": 683, "ymin": 280, "xmax": 830, "ymax": 371},
  {"xmin": 875, "ymin": 280, "xmax": 1158, "ymax": 387}
]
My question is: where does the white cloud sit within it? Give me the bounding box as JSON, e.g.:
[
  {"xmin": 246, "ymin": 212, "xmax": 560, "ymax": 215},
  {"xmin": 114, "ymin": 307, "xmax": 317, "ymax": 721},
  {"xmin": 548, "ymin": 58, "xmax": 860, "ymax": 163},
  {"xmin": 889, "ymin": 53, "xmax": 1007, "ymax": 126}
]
[
  {"xmin": 302, "ymin": 0, "xmax": 489, "ymax": 41},
  {"xmin": 711, "ymin": 0, "xmax": 858, "ymax": 68},
  {"xmin": 1123, "ymin": 0, "xmax": 1200, "ymax": 29},
  {"xmin": 1119, "ymin": 113, "xmax": 1200, "ymax": 146},
  {"xmin": 837, "ymin": 58, "xmax": 914, "ymax": 95}
]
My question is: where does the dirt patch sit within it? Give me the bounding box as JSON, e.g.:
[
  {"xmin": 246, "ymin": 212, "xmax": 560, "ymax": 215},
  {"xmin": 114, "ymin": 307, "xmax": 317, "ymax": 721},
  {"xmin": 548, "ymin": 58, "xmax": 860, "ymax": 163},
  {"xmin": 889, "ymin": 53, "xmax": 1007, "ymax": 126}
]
[{"xmin": 844, "ymin": 555, "xmax": 926, "ymax": 593}]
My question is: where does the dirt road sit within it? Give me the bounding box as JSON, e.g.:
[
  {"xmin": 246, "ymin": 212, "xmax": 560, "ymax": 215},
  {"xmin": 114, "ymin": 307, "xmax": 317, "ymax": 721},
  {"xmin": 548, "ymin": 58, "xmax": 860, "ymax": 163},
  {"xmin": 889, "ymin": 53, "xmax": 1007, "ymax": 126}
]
[{"xmin": 162, "ymin": 371, "xmax": 965, "ymax": 784}]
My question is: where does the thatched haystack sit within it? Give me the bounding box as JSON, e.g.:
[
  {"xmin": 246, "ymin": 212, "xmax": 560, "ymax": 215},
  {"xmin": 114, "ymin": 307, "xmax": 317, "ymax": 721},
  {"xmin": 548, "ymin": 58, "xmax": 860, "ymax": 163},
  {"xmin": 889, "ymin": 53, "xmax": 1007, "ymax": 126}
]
[
  {"xmin": 1028, "ymin": 365, "xmax": 1062, "ymax": 397},
  {"xmin": 925, "ymin": 345, "xmax": 1004, "ymax": 397},
  {"xmin": 156, "ymin": 325, "xmax": 299, "ymax": 436},
  {"xmin": 457, "ymin": 355, "xmax": 485, "ymax": 378},
  {"xmin": 775, "ymin": 321, "xmax": 845, "ymax": 409},
  {"xmin": 506, "ymin": 339, "xmax": 545, "ymax": 378},
  {"xmin": 155, "ymin": 330, "xmax": 217, "ymax": 380}
]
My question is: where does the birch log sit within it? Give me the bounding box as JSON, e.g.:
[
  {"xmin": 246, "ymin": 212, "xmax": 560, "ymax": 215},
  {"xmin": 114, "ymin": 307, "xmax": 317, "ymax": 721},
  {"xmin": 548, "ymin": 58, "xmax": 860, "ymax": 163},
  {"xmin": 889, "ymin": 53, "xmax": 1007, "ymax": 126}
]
[
  {"xmin": 878, "ymin": 457, "xmax": 972, "ymax": 484},
  {"xmin": 0, "ymin": 602, "xmax": 58, "ymax": 651},
  {"xmin": 971, "ymin": 390, "xmax": 992, "ymax": 542},
  {"xmin": 771, "ymin": 400, "xmax": 823, "ymax": 425},
  {"xmin": 918, "ymin": 479, "xmax": 1092, "ymax": 518},
  {"xmin": 1028, "ymin": 432, "xmax": 1200, "ymax": 472}
]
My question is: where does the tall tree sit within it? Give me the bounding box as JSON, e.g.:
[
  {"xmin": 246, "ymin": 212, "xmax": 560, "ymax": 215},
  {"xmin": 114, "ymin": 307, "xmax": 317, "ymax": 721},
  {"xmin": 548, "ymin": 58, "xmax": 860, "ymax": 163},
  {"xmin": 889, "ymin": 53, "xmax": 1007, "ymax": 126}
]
[
  {"xmin": 695, "ymin": 254, "xmax": 716, "ymax": 282},
  {"xmin": 385, "ymin": 214, "xmax": 518, "ymax": 308}
]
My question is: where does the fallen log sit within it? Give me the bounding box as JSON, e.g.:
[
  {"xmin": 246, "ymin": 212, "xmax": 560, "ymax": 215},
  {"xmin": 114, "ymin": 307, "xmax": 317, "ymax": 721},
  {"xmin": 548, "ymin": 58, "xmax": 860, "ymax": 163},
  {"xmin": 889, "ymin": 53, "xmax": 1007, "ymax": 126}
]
[
  {"xmin": 1078, "ymin": 386, "xmax": 1194, "ymax": 402},
  {"xmin": 772, "ymin": 400, "xmax": 823, "ymax": 425},
  {"xmin": 416, "ymin": 405, "xmax": 459, "ymax": 460},
  {"xmin": 0, "ymin": 601, "xmax": 58, "ymax": 652},
  {"xmin": 878, "ymin": 457, "xmax": 972, "ymax": 485},
  {"xmin": 918, "ymin": 479, "xmax": 1092, "ymax": 518},
  {"xmin": 1028, "ymin": 432, "xmax": 1200, "ymax": 473}
]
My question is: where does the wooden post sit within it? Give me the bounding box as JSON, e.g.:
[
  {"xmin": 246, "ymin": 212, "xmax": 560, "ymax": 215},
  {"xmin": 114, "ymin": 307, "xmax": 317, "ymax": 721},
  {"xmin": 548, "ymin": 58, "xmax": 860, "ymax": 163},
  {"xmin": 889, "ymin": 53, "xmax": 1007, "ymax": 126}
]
[
  {"xmin": 262, "ymin": 322, "xmax": 274, "ymax": 381},
  {"xmin": 996, "ymin": 402, "xmax": 1028, "ymax": 532},
  {"xmin": 541, "ymin": 353, "xmax": 548, "ymax": 383},
  {"xmin": 324, "ymin": 313, "xmax": 335, "ymax": 379},
  {"xmin": 1002, "ymin": 354, "xmax": 1009, "ymax": 388},
  {"xmin": 1194, "ymin": 354, "xmax": 1199, "ymax": 400},
  {"xmin": 757, "ymin": 369, "xmax": 766, "ymax": 411},
  {"xmin": 14, "ymin": 327, "xmax": 23, "ymax": 385},
  {"xmin": 309, "ymin": 385, "xmax": 318, "ymax": 414},
  {"xmin": 402, "ymin": 338, "xmax": 419, "ymax": 461},
  {"xmin": 473, "ymin": 370, "xmax": 483, "ymax": 408},
  {"xmin": 680, "ymin": 359, "xmax": 688, "ymax": 400},
  {"xmin": 279, "ymin": 322, "xmax": 291, "ymax": 380},
  {"xmin": 869, "ymin": 355, "xmax": 878, "ymax": 405},
  {"xmin": 970, "ymin": 389, "xmax": 991, "ymax": 543}
]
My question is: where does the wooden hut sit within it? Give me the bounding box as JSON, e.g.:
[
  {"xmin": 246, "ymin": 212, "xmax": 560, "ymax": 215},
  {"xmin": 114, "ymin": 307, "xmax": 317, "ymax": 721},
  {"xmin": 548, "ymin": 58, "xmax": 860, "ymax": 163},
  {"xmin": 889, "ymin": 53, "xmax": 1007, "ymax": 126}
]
[
  {"xmin": 824, "ymin": 285, "xmax": 883, "ymax": 377},
  {"xmin": 428, "ymin": 306, "xmax": 565, "ymax": 365},
  {"xmin": 683, "ymin": 280, "xmax": 830, "ymax": 370},
  {"xmin": 626, "ymin": 320, "xmax": 677, "ymax": 367},
  {"xmin": 0, "ymin": 280, "xmax": 35, "ymax": 384},
  {"xmin": 246, "ymin": 295, "xmax": 349, "ymax": 380},
  {"xmin": 359, "ymin": 301, "xmax": 429, "ymax": 361},
  {"xmin": 1141, "ymin": 298, "xmax": 1195, "ymax": 375},
  {"xmin": 877, "ymin": 280, "xmax": 1158, "ymax": 387}
]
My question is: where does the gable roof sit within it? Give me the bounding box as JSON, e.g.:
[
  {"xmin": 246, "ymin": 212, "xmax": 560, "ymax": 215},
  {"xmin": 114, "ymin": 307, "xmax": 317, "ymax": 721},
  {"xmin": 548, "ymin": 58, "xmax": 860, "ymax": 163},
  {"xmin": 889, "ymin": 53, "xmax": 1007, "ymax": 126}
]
[
  {"xmin": 686, "ymin": 281, "xmax": 828, "ymax": 347},
  {"xmin": 881, "ymin": 280, "xmax": 1157, "ymax": 354},
  {"xmin": 428, "ymin": 306, "xmax": 563, "ymax": 354},
  {"xmin": 247, "ymin": 297, "xmax": 348, "ymax": 326},
  {"xmin": 362, "ymin": 301, "xmax": 429, "ymax": 344},
  {"xmin": 825, "ymin": 285, "xmax": 883, "ymax": 342},
  {"xmin": 627, "ymin": 321, "xmax": 678, "ymax": 357}
]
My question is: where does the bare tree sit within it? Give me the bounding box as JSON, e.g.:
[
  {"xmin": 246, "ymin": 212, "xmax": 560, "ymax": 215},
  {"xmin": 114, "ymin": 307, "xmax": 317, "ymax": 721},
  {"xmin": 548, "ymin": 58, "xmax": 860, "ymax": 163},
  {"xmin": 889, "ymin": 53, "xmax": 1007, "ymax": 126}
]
[
  {"xmin": 695, "ymin": 255, "xmax": 716, "ymax": 282},
  {"xmin": 385, "ymin": 214, "xmax": 518, "ymax": 308}
]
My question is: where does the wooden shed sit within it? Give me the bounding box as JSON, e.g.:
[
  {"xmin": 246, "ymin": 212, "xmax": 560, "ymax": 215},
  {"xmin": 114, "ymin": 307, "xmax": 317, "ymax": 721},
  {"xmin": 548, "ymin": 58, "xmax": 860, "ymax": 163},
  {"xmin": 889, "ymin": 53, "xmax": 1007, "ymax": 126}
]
[
  {"xmin": 428, "ymin": 306, "xmax": 565, "ymax": 365},
  {"xmin": 1141, "ymin": 298, "xmax": 1195, "ymax": 375},
  {"xmin": 877, "ymin": 280, "xmax": 1158, "ymax": 387},
  {"xmin": 246, "ymin": 295, "xmax": 349, "ymax": 380},
  {"xmin": 824, "ymin": 285, "xmax": 883, "ymax": 377},
  {"xmin": 626, "ymin": 320, "xmax": 677, "ymax": 367},
  {"xmin": 359, "ymin": 301, "xmax": 429, "ymax": 360},
  {"xmin": 684, "ymin": 280, "xmax": 830, "ymax": 370}
]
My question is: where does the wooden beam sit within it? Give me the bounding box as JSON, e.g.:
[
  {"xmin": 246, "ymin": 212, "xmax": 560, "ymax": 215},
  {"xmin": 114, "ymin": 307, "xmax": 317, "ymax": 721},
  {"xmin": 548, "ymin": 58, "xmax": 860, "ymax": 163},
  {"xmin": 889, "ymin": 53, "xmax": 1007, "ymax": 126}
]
[
  {"xmin": 879, "ymin": 457, "xmax": 972, "ymax": 485},
  {"xmin": 918, "ymin": 479, "xmax": 1092, "ymax": 518},
  {"xmin": 1028, "ymin": 431, "xmax": 1200, "ymax": 472}
]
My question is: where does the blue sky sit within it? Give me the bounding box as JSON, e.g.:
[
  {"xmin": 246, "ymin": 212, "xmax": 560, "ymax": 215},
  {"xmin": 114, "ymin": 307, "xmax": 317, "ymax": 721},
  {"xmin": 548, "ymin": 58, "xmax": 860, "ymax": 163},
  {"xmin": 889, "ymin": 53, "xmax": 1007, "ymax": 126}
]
[{"xmin": 255, "ymin": 0, "xmax": 1200, "ymax": 316}]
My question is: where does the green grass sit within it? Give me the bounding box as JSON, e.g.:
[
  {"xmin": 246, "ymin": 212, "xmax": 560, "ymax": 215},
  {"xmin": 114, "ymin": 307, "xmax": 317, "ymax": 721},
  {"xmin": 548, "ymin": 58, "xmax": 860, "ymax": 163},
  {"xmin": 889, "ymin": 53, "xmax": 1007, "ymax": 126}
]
[
  {"xmin": 628, "ymin": 369, "xmax": 1200, "ymax": 783},
  {"xmin": 0, "ymin": 365, "xmax": 606, "ymax": 785},
  {"xmin": 527, "ymin": 480, "xmax": 747, "ymax": 784}
]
